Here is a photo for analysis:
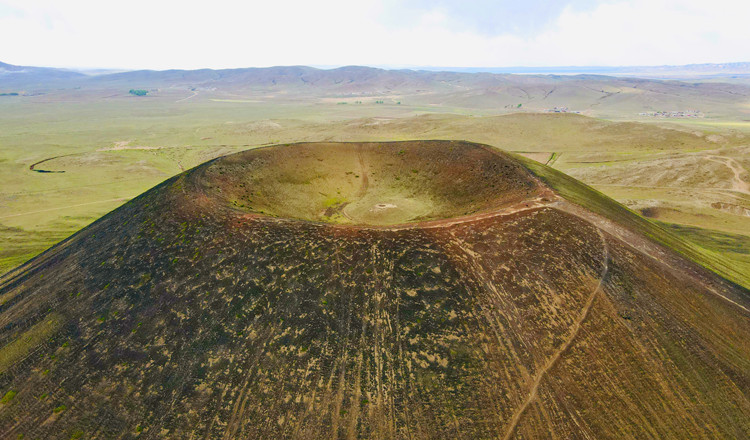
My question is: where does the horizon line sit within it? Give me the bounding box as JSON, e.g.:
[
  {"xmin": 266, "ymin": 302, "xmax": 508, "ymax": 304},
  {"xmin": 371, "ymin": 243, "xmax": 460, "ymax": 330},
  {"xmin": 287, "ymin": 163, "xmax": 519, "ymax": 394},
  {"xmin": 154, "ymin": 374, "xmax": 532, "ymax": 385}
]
[{"xmin": 3, "ymin": 59, "xmax": 750, "ymax": 74}]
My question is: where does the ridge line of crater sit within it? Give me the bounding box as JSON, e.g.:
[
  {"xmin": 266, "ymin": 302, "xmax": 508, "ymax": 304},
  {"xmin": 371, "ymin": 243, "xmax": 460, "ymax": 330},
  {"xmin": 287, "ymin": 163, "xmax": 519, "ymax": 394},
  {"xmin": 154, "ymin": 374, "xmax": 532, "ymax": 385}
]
[{"xmin": 236, "ymin": 194, "xmax": 558, "ymax": 232}]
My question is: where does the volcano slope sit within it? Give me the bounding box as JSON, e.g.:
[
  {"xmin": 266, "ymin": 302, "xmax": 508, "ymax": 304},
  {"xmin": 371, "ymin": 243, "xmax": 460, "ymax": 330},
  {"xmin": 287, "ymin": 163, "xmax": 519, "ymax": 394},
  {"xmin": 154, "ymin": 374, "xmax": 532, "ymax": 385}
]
[{"xmin": 0, "ymin": 141, "xmax": 749, "ymax": 439}]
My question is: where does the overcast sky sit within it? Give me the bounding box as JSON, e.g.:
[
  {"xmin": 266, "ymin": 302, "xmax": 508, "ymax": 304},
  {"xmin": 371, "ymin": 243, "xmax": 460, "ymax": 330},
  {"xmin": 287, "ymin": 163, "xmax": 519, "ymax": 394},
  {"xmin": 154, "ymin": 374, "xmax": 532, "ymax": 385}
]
[{"xmin": 1, "ymin": 0, "xmax": 748, "ymax": 70}]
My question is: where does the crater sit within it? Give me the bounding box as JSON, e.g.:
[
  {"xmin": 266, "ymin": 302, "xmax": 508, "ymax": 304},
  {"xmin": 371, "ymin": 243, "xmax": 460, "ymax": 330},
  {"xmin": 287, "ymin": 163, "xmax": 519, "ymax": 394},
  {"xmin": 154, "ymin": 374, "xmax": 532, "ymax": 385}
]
[{"xmin": 196, "ymin": 141, "xmax": 541, "ymax": 225}]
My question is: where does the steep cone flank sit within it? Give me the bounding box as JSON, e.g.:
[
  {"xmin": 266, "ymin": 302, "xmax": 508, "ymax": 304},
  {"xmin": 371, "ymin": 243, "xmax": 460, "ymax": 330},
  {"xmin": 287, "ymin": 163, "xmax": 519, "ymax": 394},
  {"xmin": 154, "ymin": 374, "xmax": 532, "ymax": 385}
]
[{"xmin": 0, "ymin": 141, "xmax": 748, "ymax": 439}]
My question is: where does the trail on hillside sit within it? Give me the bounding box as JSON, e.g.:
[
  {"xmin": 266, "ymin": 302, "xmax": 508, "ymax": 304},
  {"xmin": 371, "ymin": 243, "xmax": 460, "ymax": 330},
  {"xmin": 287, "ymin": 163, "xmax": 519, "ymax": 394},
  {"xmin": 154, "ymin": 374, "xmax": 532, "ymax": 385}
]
[
  {"xmin": 339, "ymin": 147, "xmax": 370, "ymax": 222},
  {"xmin": 176, "ymin": 90, "xmax": 199, "ymax": 102},
  {"xmin": 367, "ymin": 194, "xmax": 557, "ymax": 232},
  {"xmin": 502, "ymin": 229, "xmax": 609, "ymax": 440},
  {"xmin": 554, "ymin": 200, "xmax": 750, "ymax": 315},
  {"xmin": 223, "ymin": 321, "xmax": 283, "ymax": 439},
  {"xmin": 705, "ymin": 155, "xmax": 750, "ymax": 195},
  {"xmin": 356, "ymin": 146, "xmax": 369, "ymax": 198}
]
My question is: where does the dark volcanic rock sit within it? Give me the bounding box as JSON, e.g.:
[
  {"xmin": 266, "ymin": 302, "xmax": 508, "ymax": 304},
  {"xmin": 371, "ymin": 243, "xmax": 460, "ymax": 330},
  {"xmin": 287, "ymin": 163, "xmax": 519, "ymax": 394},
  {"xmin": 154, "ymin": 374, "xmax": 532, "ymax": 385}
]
[{"xmin": 0, "ymin": 141, "xmax": 748, "ymax": 439}]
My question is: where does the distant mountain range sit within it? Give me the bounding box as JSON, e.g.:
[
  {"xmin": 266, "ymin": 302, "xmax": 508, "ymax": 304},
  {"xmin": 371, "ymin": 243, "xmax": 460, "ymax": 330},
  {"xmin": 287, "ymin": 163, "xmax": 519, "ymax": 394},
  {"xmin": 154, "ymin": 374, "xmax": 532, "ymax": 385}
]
[
  {"xmin": 404, "ymin": 62, "xmax": 750, "ymax": 77},
  {"xmin": 3, "ymin": 60, "xmax": 749, "ymax": 83},
  {"xmin": 2, "ymin": 60, "xmax": 749, "ymax": 118},
  {"xmin": 0, "ymin": 61, "xmax": 85, "ymax": 88}
]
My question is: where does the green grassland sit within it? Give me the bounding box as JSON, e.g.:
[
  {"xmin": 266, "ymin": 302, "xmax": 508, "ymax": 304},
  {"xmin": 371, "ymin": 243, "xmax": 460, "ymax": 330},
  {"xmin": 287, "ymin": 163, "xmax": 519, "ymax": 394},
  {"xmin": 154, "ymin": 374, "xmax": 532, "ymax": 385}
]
[
  {"xmin": 1, "ymin": 91, "xmax": 749, "ymax": 285},
  {"xmin": 657, "ymin": 221, "xmax": 750, "ymax": 278}
]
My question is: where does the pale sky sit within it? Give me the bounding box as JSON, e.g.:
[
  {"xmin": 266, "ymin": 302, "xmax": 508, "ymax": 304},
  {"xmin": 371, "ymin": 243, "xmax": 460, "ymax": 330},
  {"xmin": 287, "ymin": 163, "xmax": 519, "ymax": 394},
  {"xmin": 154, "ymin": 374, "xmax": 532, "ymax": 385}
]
[{"xmin": 1, "ymin": 0, "xmax": 748, "ymax": 70}]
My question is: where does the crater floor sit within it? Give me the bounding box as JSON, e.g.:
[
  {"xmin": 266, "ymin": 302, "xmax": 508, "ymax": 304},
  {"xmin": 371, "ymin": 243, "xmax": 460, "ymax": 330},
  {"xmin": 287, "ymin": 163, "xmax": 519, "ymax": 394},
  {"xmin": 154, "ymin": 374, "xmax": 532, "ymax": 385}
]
[{"xmin": 197, "ymin": 141, "xmax": 541, "ymax": 225}]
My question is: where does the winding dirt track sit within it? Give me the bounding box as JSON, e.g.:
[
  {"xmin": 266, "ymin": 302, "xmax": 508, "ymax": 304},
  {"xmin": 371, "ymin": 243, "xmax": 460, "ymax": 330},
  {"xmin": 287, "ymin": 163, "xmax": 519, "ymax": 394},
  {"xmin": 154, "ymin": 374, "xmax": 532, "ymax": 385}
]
[
  {"xmin": 28, "ymin": 154, "xmax": 77, "ymax": 173},
  {"xmin": 502, "ymin": 229, "xmax": 610, "ymax": 440},
  {"xmin": 339, "ymin": 146, "xmax": 370, "ymax": 222},
  {"xmin": 176, "ymin": 90, "xmax": 199, "ymax": 103},
  {"xmin": 555, "ymin": 200, "xmax": 750, "ymax": 316},
  {"xmin": 705, "ymin": 155, "xmax": 750, "ymax": 195},
  {"xmin": 356, "ymin": 146, "xmax": 369, "ymax": 197}
]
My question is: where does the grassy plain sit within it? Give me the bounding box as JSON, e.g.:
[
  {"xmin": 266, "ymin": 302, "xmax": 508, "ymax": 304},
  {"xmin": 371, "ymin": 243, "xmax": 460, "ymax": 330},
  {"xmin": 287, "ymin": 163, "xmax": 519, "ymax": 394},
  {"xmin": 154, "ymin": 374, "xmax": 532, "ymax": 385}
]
[{"xmin": 0, "ymin": 90, "xmax": 749, "ymax": 284}]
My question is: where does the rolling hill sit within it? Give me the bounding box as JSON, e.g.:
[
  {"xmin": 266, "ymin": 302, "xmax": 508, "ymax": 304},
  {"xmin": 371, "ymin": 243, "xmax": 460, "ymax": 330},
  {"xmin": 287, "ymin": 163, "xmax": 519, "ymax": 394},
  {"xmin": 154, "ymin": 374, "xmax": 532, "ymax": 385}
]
[
  {"xmin": 2, "ymin": 61, "xmax": 750, "ymax": 119},
  {"xmin": 0, "ymin": 141, "xmax": 748, "ymax": 439},
  {"xmin": 0, "ymin": 61, "xmax": 86, "ymax": 89}
]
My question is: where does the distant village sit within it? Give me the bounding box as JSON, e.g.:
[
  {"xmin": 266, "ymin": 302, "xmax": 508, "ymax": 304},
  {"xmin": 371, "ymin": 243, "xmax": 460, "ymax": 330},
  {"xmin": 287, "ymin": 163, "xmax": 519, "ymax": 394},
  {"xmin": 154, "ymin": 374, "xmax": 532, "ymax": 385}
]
[{"xmin": 638, "ymin": 110, "xmax": 704, "ymax": 118}]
